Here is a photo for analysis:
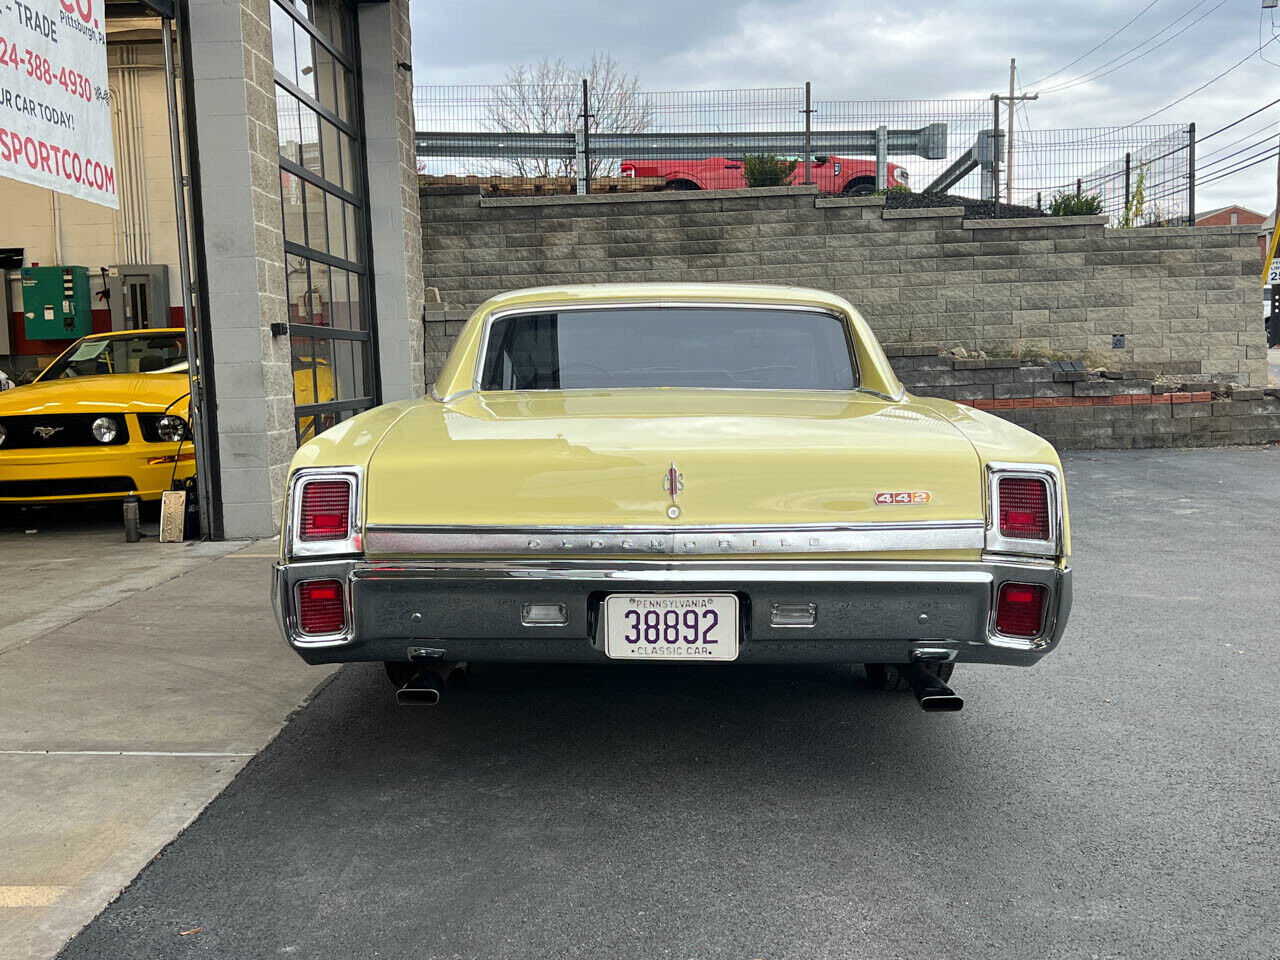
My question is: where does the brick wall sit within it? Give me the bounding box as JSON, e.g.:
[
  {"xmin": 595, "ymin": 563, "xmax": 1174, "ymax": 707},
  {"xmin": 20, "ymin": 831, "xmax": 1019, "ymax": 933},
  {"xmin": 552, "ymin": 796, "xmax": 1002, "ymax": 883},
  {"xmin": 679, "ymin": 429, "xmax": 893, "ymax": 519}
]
[
  {"xmin": 419, "ymin": 186, "xmax": 1267, "ymax": 387},
  {"xmin": 889, "ymin": 348, "xmax": 1280, "ymax": 449}
]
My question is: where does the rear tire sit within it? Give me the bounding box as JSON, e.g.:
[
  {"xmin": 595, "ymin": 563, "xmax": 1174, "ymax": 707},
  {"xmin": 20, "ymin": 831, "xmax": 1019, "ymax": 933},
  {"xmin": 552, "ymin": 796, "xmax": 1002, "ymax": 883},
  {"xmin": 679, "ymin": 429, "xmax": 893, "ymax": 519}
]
[
  {"xmin": 863, "ymin": 661, "xmax": 953, "ymax": 691},
  {"xmin": 842, "ymin": 178, "xmax": 876, "ymax": 196},
  {"xmin": 663, "ymin": 178, "xmax": 700, "ymax": 191}
]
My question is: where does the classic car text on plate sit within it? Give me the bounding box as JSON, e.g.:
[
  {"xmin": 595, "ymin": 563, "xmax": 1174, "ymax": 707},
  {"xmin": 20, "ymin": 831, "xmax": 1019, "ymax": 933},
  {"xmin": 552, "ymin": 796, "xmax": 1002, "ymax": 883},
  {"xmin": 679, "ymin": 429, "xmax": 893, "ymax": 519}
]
[{"xmin": 603, "ymin": 594, "xmax": 739, "ymax": 661}]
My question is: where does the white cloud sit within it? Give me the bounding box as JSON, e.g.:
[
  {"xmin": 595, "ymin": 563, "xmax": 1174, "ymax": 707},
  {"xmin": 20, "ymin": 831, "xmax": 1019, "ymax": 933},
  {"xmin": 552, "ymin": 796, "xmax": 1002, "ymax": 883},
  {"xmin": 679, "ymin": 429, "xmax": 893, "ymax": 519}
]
[{"xmin": 411, "ymin": 0, "xmax": 1280, "ymax": 214}]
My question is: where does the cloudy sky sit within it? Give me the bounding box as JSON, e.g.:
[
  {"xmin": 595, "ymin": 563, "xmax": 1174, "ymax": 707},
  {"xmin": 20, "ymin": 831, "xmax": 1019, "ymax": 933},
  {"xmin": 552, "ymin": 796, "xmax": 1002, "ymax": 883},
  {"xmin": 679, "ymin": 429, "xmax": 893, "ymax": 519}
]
[{"xmin": 411, "ymin": 0, "xmax": 1280, "ymax": 216}]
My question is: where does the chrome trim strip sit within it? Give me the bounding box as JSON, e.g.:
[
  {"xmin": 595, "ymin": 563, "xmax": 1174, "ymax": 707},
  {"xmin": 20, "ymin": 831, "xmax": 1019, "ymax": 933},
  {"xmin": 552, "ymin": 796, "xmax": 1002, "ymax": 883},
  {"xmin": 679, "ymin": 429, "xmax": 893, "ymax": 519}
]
[
  {"xmin": 473, "ymin": 300, "xmax": 863, "ymax": 394},
  {"xmin": 984, "ymin": 461, "xmax": 1065, "ymax": 559},
  {"xmin": 350, "ymin": 560, "xmax": 996, "ymax": 585},
  {"xmin": 363, "ymin": 520, "xmax": 985, "ymax": 556},
  {"xmin": 284, "ymin": 466, "xmax": 365, "ymax": 560}
]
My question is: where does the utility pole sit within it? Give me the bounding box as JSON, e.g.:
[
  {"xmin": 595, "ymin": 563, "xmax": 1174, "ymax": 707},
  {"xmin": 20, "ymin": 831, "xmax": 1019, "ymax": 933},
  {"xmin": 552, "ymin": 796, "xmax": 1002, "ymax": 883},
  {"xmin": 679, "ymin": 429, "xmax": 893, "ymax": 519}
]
[
  {"xmin": 991, "ymin": 62, "xmax": 1037, "ymax": 205},
  {"xmin": 1008, "ymin": 58, "xmax": 1015, "ymax": 202}
]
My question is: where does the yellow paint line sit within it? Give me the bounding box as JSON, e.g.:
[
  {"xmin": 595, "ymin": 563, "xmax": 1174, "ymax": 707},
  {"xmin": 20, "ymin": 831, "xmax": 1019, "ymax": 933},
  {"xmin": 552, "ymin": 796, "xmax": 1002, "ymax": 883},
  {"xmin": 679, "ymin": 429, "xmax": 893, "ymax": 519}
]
[{"xmin": 0, "ymin": 886, "xmax": 67, "ymax": 907}]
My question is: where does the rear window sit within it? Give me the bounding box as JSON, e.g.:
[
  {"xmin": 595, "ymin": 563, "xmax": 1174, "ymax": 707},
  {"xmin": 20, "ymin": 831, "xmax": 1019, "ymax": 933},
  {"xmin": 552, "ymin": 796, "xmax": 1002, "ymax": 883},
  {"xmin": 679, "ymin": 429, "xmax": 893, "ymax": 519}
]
[{"xmin": 478, "ymin": 307, "xmax": 856, "ymax": 391}]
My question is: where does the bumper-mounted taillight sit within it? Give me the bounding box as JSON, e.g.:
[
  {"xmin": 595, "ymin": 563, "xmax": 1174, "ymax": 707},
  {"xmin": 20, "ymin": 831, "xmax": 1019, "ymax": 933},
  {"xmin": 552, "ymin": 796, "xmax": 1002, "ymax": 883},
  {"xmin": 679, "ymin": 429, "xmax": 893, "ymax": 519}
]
[
  {"xmin": 297, "ymin": 578, "xmax": 347, "ymax": 635},
  {"xmin": 286, "ymin": 467, "xmax": 363, "ymax": 558},
  {"xmin": 995, "ymin": 582, "xmax": 1047, "ymax": 638}
]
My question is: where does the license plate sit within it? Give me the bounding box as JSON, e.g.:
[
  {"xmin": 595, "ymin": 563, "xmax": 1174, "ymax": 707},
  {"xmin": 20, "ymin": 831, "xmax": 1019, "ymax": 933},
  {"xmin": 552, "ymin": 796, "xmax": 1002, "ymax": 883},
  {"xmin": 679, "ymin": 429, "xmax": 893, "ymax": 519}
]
[{"xmin": 603, "ymin": 594, "xmax": 739, "ymax": 661}]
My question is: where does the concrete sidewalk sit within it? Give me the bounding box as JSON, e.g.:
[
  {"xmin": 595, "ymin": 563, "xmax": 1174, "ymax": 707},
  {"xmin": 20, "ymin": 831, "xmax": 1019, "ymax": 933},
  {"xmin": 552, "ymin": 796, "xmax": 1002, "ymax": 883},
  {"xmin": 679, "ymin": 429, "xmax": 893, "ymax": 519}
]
[{"xmin": 0, "ymin": 511, "xmax": 334, "ymax": 960}]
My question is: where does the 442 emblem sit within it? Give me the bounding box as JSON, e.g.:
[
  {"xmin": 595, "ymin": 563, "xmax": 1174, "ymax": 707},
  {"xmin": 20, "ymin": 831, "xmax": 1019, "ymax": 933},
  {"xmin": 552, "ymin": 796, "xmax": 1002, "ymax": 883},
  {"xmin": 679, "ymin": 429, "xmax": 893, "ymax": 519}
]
[{"xmin": 875, "ymin": 491, "xmax": 931, "ymax": 505}]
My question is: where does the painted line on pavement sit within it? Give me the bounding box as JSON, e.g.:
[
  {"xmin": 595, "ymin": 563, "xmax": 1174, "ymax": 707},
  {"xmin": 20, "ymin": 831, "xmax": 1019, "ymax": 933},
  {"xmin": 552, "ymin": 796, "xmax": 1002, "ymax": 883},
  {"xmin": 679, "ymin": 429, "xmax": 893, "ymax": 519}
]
[{"xmin": 0, "ymin": 886, "xmax": 68, "ymax": 907}]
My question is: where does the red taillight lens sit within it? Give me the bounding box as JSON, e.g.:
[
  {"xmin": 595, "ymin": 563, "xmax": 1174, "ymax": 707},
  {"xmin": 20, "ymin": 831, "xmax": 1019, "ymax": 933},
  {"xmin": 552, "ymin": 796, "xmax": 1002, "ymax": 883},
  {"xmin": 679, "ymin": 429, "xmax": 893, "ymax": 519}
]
[
  {"xmin": 299, "ymin": 480, "xmax": 351, "ymax": 541},
  {"xmin": 998, "ymin": 477, "xmax": 1050, "ymax": 540},
  {"xmin": 995, "ymin": 582, "xmax": 1047, "ymax": 637},
  {"xmin": 297, "ymin": 579, "xmax": 346, "ymax": 634}
]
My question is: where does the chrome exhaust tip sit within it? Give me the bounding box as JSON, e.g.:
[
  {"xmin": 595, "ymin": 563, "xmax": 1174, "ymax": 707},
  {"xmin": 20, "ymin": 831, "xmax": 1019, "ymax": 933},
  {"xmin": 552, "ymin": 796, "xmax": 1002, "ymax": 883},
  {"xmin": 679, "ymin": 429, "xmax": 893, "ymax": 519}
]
[
  {"xmin": 395, "ymin": 673, "xmax": 442, "ymax": 707},
  {"xmin": 902, "ymin": 662, "xmax": 964, "ymax": 713}
]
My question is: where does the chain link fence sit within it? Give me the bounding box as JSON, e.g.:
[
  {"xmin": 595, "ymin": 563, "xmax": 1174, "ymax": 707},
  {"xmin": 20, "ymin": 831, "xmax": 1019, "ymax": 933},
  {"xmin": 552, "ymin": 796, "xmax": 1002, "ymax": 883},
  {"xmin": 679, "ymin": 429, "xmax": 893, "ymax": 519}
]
[{"xmin": 414, "ymin": 84, "xmax": 1193, "ymax": 222}]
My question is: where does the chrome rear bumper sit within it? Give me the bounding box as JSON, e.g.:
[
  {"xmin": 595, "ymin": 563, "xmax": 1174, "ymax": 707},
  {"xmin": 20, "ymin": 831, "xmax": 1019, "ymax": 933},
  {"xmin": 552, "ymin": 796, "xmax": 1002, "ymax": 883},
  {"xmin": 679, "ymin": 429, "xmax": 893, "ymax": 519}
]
[{"xmin": 272, "ymin": 557, "xmax": 1071, "ymax": 667}]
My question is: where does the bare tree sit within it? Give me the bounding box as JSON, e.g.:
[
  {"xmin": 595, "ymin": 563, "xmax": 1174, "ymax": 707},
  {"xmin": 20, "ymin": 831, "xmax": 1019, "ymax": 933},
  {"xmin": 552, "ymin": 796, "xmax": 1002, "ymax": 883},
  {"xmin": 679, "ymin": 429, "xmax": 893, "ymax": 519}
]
[{"xmin": 486, "ymin": 53, "xmax": 652, "ymax": 179}]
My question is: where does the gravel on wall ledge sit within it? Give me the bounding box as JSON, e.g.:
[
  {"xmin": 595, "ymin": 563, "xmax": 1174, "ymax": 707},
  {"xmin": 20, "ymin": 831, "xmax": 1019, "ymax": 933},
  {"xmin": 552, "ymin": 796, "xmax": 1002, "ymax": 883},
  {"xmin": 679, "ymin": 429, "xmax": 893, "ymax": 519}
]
[{"xmin": 881, "ymin": 190, "xmax": 1046, "ymax": 219}]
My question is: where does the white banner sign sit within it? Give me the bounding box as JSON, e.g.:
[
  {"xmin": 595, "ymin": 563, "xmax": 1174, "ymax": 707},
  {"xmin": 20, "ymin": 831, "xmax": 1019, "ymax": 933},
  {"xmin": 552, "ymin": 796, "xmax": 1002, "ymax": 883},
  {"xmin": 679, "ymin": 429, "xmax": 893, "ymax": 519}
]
[{"xmin": 0, "ymin": 0, "xmax": 117, "ymax": 208}]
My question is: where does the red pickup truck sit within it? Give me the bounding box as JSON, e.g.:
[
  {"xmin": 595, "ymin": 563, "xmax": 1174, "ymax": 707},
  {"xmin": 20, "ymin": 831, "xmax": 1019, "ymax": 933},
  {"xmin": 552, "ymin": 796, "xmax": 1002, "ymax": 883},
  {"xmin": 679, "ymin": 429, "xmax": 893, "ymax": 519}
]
[{"xmin": 620, "ymin": 155, "xmax": 909, "ymax": 194}]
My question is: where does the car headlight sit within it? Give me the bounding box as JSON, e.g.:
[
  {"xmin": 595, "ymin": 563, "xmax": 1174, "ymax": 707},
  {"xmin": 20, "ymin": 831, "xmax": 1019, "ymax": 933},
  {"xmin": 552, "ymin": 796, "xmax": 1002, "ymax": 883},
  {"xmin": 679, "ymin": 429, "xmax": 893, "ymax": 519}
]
[
  {"xmin": 0, "ymin": 423, "xmax": 6, "ymax": 447},
  {"xmin": 157, "ymin": 415, "xmax": 187, "ymax": 442},
  {"xmin": 895, "ymin": 168, "xmax": 909, "ymax": 183},
  {"xmin": 92, "ymin": 417, "xmax": 119, "ymax": 443}
]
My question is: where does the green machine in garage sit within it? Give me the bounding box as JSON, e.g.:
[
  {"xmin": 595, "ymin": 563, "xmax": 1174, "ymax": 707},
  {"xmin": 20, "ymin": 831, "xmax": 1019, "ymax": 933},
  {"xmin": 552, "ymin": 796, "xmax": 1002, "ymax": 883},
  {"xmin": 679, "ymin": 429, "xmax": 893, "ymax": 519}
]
[{"xmin": 21, "ymin": 266, "xmax": 92, "ymax": 340}]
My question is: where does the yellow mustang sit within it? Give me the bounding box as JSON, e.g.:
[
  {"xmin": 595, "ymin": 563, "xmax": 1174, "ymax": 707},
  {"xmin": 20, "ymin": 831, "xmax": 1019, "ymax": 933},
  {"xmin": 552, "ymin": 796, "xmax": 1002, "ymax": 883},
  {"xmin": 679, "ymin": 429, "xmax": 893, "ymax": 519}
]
[
  {"xmin": 272, "ymin": 284, "xmax": 1072, "ymax": 712},
  {"xmin": 0, "ymin": 328, "xmax": 195, "ymax": 505}
]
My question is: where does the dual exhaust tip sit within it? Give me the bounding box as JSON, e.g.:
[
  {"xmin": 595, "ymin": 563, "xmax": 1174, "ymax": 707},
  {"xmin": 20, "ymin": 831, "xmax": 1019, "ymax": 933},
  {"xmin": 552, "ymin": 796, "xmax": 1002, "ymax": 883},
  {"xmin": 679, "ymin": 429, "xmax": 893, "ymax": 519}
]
[
  {"xmin": 396, "ymin": 661, "xmax": 963, "ymax": 712},
  {"xmin": 395, "ymin": 663, "xmax": 468, "ymax": 707},
  {"xmin": 902, "ymin": 661, "xmax": 964, "ymax": 712}
]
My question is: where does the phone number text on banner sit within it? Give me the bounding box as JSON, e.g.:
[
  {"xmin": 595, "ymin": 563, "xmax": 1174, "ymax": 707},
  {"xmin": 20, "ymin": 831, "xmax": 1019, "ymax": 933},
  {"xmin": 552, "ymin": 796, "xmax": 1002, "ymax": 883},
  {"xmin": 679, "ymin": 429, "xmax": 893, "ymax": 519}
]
[{"xmin": 0, "ymin": 0, "xmax": 117, "ymax": 208}]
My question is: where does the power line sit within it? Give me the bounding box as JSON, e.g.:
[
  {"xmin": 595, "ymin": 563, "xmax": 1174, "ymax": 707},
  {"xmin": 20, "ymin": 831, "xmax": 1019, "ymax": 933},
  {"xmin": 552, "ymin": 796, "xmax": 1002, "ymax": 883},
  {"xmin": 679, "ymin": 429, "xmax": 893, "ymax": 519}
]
[
  {"xmin": 1026, "ymin": 0, "xmax": 1163, "ymax": 87},
  {"xmin": 1198, "ymin": 134, "xmax": 1280, "ymax": 172},
  {"xmin": 1073, "ymin": 34, "xmax": 1280, "ymax": 141},
  {"xmin": 1037, "ymin": 0, "xmax": 1223, "ymax": 94},
  {"xmin": 1195, "ymin": 96, "xmax": 1280, "ymax": 144}
]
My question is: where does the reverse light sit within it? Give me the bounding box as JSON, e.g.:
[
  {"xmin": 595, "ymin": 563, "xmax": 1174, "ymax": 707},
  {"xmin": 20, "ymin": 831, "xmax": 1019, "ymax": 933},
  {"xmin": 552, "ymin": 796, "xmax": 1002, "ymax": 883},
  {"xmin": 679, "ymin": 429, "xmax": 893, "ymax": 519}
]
[
  {"xmin": 299, "ymin": 479, "xmax": 352, "ymax": 541},
  {"xmin": 995, "ymin": 582, "xmax": 1047, "ymax": 638},
  {"xmin": 998, "ymin": 476, "xmax": 1050, "ymax": 540},
  {"xmin": 297, "ymin": 579, "xmax": 346, "ymax": 635}
]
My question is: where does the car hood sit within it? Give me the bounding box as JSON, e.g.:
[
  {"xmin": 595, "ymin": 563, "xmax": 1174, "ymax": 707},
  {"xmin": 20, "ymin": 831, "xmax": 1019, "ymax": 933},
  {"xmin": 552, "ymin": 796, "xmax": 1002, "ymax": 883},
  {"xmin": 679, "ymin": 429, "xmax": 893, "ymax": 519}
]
[
  {"xmin": 362, "ymin": 389, "xmax": 985, "ymax": 531},
  {"xmin": 0, "ymin": 373, "xmax": 190, "ymax": 416}
]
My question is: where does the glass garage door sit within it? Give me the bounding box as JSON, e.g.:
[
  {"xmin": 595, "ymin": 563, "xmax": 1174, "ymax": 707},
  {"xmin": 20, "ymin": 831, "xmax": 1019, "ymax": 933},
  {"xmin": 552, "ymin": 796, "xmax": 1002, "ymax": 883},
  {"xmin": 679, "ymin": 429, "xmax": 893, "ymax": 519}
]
[{"xmin": 271, "ymin": 0, "xmax": 377, "ymax": 442}]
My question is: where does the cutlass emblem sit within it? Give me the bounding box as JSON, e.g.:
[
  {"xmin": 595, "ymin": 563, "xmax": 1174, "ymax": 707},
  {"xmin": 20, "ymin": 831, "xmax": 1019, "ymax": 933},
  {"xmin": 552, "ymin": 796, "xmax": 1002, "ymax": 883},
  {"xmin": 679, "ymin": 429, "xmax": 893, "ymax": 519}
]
[
  {"xmin": 662, "ymin": 461, "xmax": 684, "ymax": 519},
  {"xmin": 662, "ymin": 462, "xmax": 684, "ymax": 502},
  {"xmin": 33, "ymin": 425, "xmax": 63, "ymax": 439}
]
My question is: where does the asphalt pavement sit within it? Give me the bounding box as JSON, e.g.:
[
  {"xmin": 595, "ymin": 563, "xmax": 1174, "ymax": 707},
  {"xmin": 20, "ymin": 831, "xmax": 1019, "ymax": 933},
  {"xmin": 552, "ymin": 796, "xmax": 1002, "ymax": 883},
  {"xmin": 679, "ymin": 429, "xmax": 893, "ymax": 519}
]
[{"xmin": 57, "ymin": 448, "xmax": 1280, "ymax": 960}]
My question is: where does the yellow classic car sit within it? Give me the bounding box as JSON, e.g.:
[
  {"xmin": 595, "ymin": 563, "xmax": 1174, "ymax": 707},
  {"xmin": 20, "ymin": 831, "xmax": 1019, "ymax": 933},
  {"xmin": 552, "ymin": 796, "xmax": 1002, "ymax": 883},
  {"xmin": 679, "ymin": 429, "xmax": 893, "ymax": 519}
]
[
  {"xmin": 0, "ymin": 328, "xmax": 195, "ymax": 504},
  {"xmin": 272, "ymin": 283, "xmax": 1072, "ymax": 711}
]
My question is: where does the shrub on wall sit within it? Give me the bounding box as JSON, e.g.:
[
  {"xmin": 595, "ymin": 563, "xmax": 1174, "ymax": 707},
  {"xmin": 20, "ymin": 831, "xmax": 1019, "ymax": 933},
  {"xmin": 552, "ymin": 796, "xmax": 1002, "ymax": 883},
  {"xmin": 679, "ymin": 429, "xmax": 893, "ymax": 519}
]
[
  {"xmin": 1048, "ymin": 191, "xmax": 1104, "ymax": 216},
  {"xmin": 743, "ymin": 154, "xmax": 798, "ymax": 187}
]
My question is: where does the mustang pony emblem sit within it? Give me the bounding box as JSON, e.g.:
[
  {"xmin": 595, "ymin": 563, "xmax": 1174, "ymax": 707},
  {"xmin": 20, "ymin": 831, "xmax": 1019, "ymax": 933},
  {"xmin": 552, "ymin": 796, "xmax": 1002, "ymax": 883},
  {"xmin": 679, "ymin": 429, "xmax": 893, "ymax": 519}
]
[{"xmin": 32, "ymin": 425, "xmax": 63, "ymax": 440}]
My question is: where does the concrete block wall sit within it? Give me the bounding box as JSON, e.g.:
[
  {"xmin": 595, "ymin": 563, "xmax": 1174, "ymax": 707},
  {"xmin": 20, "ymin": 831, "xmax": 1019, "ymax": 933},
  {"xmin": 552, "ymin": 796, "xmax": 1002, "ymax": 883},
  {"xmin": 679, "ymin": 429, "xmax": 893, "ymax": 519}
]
[
  {"xmin": 418, "ymin": 186, "xmax": 1267, "ymax": 387},
  {"xmin": 888, "ymin": 349, "xmax": 1280, "ymax": 450}
]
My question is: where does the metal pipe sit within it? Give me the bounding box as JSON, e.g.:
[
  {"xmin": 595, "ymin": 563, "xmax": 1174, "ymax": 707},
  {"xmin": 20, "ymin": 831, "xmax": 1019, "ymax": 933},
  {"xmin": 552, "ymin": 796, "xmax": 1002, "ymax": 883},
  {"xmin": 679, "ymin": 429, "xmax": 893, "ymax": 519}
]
[
  {"xmin": 1187, "ymin": 122, "xmax": 1196, "ymax": 226},
  {"xmin": 1124, "ymin": 152, "xmax": 1132, "ymax": 219},
  {"xmin": 802, "ymin": 81, "xmax": 812, "ymax": 186},
  {"xmin": 396, "ymin": 671, "xmax": 442, "ymax": 706},
  {"xmin": 902, "ymin": 662, "xmax": 963, "ymax": 712},
  {"xmin": 581, "ymin": 78, "xmax": 591, "ymax": 195},
  {"xmin": 163, "ymin": 16, "xmax": 211, "ymax": 539},
  {"xmin": 991, "ymin": 97, "xmax": 1000, "ymax": 216}
]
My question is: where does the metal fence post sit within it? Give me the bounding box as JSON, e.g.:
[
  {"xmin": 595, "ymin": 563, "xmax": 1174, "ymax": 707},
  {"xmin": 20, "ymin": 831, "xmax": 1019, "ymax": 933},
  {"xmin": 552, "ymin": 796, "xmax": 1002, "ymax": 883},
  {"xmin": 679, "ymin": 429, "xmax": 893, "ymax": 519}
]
[
  {"xmin": 575, "ymin": 130, "xmax": 586, "ymax": 196},
  {"xmin": 990, "ymin": 97, "xmax": 1000, "ymax": 215},
  {"xmin": 1123, "ymin": 152, "xmax": 1132, "ymax": 219},
  {"xmin": 802, "ymin": 81, "xmax": 813, "ymax": 185},
  {"xmin": 875, "ymin": 125, "xmax": 887, "ymax": 190},
  {"xmin": 1187, "ymin": 122, "xmax": 1196, "ymax": 226},
  {"xmin": 1076, "ymin": 178, "xmax": 1082, "ymax": 199},
  {"xmin": 581, "ymin": 78, "xmax": 591, "ymax": 195}
]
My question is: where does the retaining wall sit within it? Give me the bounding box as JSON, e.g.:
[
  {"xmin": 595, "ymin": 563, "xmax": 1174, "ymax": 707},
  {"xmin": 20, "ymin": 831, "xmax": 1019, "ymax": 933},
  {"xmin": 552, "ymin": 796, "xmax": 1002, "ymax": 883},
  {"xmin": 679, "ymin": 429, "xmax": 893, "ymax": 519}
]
[{"xmin": 419, "ymin": 185, "xmax": 1267, "ymax": 386}]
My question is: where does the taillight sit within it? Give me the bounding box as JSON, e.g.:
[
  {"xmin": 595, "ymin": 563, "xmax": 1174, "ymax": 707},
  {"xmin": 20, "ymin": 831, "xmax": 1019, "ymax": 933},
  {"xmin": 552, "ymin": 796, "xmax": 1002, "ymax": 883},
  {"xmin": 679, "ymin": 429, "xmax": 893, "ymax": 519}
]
[
  {"xmin": 995, "ymin": 582, "xmax": 1047, "ymax": 637},
  {"xmin": 297, "ymin": 579, "xmax": 346, "ymax": 635},
  {"xmin": 299, "ymin": 480, "xmax": 351, "ymax": 541},
  {"xmin": 998, "ymin": 477, "xmax": 1050, "ymax": 540}
]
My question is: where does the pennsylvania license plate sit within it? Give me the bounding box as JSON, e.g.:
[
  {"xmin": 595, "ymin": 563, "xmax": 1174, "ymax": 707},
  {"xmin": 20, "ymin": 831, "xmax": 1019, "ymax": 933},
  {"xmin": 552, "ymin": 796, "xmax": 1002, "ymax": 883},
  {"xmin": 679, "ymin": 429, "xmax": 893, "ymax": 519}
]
[{"xmin": 603, "ymin": 594, "xmax": 739, "ymax": 661}]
